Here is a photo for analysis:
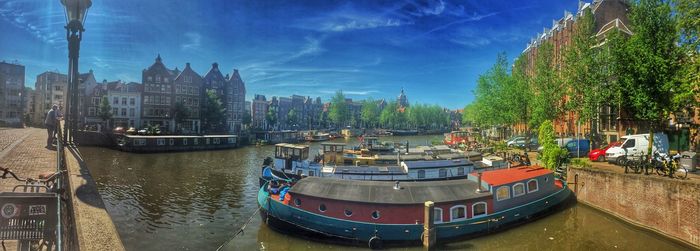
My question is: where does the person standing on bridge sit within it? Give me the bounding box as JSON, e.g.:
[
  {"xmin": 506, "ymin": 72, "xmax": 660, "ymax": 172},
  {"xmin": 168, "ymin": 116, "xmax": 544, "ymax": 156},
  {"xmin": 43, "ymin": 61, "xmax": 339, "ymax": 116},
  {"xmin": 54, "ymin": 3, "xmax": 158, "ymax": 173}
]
[{"xmin": 44, "ymin": 104, "xmax": 59, "ymax": 149}]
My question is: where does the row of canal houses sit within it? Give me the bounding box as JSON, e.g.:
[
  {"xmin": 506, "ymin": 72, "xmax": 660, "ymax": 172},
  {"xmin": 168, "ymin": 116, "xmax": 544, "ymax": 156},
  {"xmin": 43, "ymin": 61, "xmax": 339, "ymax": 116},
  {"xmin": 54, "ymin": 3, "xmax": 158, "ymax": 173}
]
[{"xmin": 79, "ymin": 55, "xmax": 246, "ymax": 134}]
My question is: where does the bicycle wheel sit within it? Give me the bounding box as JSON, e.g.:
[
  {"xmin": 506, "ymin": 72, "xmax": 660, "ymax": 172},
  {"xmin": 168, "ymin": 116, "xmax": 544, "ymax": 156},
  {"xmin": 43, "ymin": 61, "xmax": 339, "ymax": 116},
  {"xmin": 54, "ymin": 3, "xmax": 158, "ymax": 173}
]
[
  {"xmin": 675, "ymin": 167, "xmax": 688, "ymax": 179},
  {"xmin": 655, "ymin": 164, "xmax": 666, "ymax": 176}
]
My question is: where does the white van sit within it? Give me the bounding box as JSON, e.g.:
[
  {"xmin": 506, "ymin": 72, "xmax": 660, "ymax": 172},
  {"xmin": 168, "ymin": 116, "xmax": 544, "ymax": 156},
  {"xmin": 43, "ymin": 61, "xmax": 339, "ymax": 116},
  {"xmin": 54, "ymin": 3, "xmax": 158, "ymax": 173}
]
[{"xmin": 605, "ymin": 132, "xmax": 669, "ymax": 164}]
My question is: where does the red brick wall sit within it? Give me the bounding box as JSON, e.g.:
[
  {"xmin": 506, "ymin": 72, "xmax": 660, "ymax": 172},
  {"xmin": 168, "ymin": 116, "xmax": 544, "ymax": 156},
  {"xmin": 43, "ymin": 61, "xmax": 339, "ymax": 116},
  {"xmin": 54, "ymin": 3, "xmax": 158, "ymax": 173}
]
[{"xmin": 569, "ymin": 167, "xmax": 700, "ymax": 247}]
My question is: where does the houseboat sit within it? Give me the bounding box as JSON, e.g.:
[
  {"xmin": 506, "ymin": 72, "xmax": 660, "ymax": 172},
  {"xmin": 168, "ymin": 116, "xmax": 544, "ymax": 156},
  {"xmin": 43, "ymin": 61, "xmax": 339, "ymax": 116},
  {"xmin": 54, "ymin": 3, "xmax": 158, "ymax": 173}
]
[
  {"xmin": 305, "ymin": 132, "xmax": 331, "ymax": 142},
  {"xmin": 114, "ymin": 134, "xmax": 238, "ymax": 153},
  {"xmin": 261, "ymin": 143, "xmax": 501, "ymax": 182},
  {"xmin": 258, "ymin": 165, "xmax": 571, "ymax": 248}
]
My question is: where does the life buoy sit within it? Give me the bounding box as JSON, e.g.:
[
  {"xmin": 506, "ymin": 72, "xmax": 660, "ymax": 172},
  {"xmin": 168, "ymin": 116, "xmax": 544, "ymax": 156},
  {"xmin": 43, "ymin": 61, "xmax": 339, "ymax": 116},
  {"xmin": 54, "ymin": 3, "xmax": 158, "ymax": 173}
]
[{"xmin": 368, "ymin": 236, "xmax": 382, "ymax": 249}]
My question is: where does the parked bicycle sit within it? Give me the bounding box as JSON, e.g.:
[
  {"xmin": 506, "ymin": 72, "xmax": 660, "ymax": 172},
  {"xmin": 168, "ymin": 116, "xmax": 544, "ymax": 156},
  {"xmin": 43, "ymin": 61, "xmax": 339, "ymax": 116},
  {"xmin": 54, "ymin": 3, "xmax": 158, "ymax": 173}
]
[{"xmin": 1, "ymin": 167, "xmax": 66, "ymax": 251}]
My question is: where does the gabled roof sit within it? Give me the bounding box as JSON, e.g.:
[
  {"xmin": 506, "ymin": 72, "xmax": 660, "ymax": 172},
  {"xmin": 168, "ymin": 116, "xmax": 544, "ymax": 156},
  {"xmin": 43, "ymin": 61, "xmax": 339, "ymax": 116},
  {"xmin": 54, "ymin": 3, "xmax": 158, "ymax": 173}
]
[
  {"xmin": 203, "ymin": 62, "xmax": 225, "ymax": 82},
  {"xmin": 174, "ymin": 62, "xmax": 202, "ymax": 82},
  {"xmin": 596, "ymin": 18, "xmax": 633, "ymax": 37},
  {"xmin": 144, "ymin": 54, "xmax": 175, "ymax": 76}
]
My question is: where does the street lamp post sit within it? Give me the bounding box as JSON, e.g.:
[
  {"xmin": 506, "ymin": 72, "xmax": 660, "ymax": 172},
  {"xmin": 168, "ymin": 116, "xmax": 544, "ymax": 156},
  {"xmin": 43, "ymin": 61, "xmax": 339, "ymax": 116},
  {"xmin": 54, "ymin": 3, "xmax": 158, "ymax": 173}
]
[{"xmin": 61, "ymin": 0, "xmax": 91, "ymax": 144}]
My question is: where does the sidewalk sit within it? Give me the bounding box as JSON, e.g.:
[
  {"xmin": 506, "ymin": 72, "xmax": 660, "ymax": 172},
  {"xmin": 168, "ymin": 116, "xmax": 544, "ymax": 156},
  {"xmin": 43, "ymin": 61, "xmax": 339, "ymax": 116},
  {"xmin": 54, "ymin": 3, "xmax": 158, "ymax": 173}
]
[{"xmin": 0, "ymin": 127, "xmax": 57, "ymax": 192}]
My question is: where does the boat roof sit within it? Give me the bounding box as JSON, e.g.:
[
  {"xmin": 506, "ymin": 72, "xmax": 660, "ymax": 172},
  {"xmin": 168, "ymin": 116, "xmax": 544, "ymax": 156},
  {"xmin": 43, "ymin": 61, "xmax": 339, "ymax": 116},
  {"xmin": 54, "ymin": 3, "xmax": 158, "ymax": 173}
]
[
  {"xmin": 321, "ymin": 142, "xmax": 347, "ymax": 146},
  {"xmin": 331, "ymin": 166, "xmax": 404, "ymax": 174},
  {"xmin": 475, "ymin": 166, "xmax": 552, "ymax": 186},
  {"xmin": 123, "ymin": 134, "xmax": 236, "ymax": 138},
  {"xmin": 275, "ymin": 143, "xmax": 309, "ymax": 149},
  {"xmin": 289, "ymin": 177, "xmax": 491, "ymax": 204},
  {"xmin": 403, "ymin": 159, "xmax": 473, "ymax": 169}
]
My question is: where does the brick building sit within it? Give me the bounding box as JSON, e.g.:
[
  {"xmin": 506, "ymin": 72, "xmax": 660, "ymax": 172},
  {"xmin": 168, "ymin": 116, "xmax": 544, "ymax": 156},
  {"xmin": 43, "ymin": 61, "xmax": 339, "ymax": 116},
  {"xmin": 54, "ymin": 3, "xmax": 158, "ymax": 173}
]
[
  {"xmin": 173, "ymin": 62, "xmax": 203, "ymax": 133},
  {"xmin": 141, "ymin": 54, "xmax": 178, "ymax": 131},
  {"xmin": 519, "ymin": 0, "xmax": 633, "ymax": 144},
  {"xmin": 32, "ymin": 71, "xmax": 67, "ymax": 126}
]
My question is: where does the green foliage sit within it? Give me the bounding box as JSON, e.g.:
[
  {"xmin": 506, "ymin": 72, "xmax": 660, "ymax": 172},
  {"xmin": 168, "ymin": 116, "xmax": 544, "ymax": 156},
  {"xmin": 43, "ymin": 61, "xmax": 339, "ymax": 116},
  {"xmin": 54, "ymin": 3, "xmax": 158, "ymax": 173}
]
[
  {"xmin": 673, "ymin": 0, "xmax": 700, "ymax": 109},
  {"xmin": 97, "ymin": 96, "xmax": 112, "ymax": 122},
  {"xmin": 570, "ymin": 158, "xmax": 592, "ymax": 168},
  {"xmin": 529, "ymin": 43, "xmax": 564, "ymax": 129},
  {"xmin": 406, "ymin": 103, "xmax": 450, "ymax": 129},
  {"xmin": 202, "ymin": 90, "xmax": 226, "ymax": 132},
  {"xmin": 328, "ymin": 91, "xmax": 349, "ymax": 127},
  {"xmin": 379, "ymin": 101, "xmax": 406, "ymax": 129},
  {"xmin": 538, "ymin": 120, "xmax": 567, "ymax": 170},
  {"xmin": 242, "ymin": 111, "xmax": 252, "ymax": 126},
  {"xmin": 173, "ymin": 102, "xmax": 190, "ymax": 125},
  {"xmin": 266, "ymin": 106, "xmax": 278, "ymax": 129},
  {"xmin": 360, "ymin": 98, "xmax": 380, "ymax": 128},
  {"xmin": 287, "ymin": 108, "xmax": 299, "ymax": 126}
]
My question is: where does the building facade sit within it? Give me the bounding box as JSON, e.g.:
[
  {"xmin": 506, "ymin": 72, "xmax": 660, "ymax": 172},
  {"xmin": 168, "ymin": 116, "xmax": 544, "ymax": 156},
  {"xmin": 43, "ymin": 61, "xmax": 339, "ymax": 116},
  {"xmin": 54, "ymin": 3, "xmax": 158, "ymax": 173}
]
[
  {"xmin": 252, "ymin": 94, "xmax": 268, "ymax": 130},
  {"xmin": 141, "ymin": 54, "xmax": 177, "ymax": 131},
  {"xmin": 33, "ymin": 71, "xmax": 68, "ymax": 126},
  {"xmin": 106, "ymin": 81, "xmax": 142, "ymax": 128},
  {"xmin": 0, "ymin": 61, "xmax": 25, "ymax": 127},
  {"xmin": 173, "ymin": 62, "xmax": 203, "ymax": 133},
  {"xmin": 228, "ymin": 69, "xmax": 246, "ymax": 133}
]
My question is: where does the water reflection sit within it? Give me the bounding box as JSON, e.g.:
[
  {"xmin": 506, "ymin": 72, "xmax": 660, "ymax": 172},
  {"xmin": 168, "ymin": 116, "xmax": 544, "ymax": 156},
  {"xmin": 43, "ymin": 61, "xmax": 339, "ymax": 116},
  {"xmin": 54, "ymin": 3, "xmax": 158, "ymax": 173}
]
[{"xmin": 80, "ymin": 135, "xmax": 687, "ymax": 251}]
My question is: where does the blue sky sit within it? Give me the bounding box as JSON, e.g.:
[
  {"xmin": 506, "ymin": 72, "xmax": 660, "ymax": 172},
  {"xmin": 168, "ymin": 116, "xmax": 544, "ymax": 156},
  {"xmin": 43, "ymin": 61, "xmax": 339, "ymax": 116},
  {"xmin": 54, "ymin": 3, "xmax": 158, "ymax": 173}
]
[{"xmin": 0, "ymin": 0, "xmax": 576, "ymax": 109}]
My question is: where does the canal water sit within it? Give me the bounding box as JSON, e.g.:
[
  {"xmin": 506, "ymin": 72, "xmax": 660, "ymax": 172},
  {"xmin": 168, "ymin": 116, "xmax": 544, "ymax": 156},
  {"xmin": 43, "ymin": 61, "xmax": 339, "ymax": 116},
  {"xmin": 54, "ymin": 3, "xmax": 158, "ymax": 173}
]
[{"xmin": 80, "ymin": 135, "xmax": 688, "ymax": 251}]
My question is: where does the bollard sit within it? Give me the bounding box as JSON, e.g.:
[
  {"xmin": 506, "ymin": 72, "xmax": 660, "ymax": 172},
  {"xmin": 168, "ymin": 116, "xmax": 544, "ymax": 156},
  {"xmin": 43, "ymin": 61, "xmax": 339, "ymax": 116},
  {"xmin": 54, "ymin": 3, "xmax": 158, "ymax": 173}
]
[{"xmin": 423, "ymin": 201, "xmax": 436, "ymax": 249}]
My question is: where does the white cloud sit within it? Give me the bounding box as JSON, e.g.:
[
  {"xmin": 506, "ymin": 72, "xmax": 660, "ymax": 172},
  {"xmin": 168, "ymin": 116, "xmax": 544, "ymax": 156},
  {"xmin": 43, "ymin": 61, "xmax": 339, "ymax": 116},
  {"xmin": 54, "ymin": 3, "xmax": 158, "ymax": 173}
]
[{"xmin": 181, "ymin": 32, "xmax": 202, "ymax": 50}]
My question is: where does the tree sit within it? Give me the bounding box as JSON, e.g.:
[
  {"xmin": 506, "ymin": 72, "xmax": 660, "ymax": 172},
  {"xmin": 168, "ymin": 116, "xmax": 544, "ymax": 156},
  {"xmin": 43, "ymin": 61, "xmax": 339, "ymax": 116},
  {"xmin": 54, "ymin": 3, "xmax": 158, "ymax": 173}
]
[
  {"xmin": 360, "ymin": 98, "xmax": 380, "ymax": 128},
  {"xmin": 287, "ymin": 108, "xmax": 299, "ymax": 128},
  {"xmin": 201, "ymin": 90, "xmax": 226, "ymax": 133},
  {"xmin": 242, "ymin": 111, "xmax": 252, "ymax": 129},
  {"xmin": 529, "ymin": 42, "xmax": 564, "ymax": 129},
  {"xmin": 673, "ymin": 0, "xmax": 700, "ymax": 109},
  {"xmin": 266, "ymin": 106, "xmax": 278, "ymax": 131},
  {"xmin": 613, "ymin": 0, "xmax": 682, "ymax": 156},
  {"xmin": 328, "ymin": 91, "xmax": 349, "ymax": 127},
  {"xmin": 173, "ymin": 102, "xmax": 190, "ymax": 132},
  {"xmin": 97, "ymin": 96, "xmax": 112, "ymax": 130},
  {"xmin": 538, "ymin": 120, "xmax": 568, "ymax": 170}
]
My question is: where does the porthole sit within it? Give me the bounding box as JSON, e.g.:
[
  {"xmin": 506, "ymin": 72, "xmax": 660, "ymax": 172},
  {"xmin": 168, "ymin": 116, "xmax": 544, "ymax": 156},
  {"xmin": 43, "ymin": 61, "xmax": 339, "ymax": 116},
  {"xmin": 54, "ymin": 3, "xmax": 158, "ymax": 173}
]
[
  {"xmin": 319, "ymin": 204, "xmax": 327, "ymax": 212},
  {"xmin": 344, "ymin": 209, "xmax": 353, "ymax": 217},
  {"xmin": 371, "ymin": 211, "xmax": 380, "ymax": 219},
  {"xmin": 294, "ymin": 198, "xmax": 301, "ymax": 206}
]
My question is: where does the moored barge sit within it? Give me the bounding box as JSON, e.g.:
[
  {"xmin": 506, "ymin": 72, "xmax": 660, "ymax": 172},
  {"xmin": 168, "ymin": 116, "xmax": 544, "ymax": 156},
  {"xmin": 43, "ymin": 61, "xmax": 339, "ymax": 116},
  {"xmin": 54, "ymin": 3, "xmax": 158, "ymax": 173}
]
[
  {"xmin": 258, "ymin": 166, "xmax": 571, "ymax": 248},
  {"xmin": 114, "ymin": 134, "xmax": 238, "ymax": 153}
]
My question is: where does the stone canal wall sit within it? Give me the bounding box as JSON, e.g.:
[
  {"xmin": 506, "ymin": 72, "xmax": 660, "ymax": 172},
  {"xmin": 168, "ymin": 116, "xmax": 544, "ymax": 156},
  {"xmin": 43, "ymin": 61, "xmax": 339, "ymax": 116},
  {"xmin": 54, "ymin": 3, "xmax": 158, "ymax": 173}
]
[{"xmin": 568, "ymin": 167, "xmax": 700, "ymax": 248}]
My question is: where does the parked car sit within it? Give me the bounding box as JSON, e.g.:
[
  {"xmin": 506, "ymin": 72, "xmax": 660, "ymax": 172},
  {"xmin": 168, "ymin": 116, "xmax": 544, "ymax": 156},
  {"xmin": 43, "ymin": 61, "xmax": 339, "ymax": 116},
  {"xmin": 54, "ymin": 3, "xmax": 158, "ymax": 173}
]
[
  {"xmin": 537, "ymin": 137, "xmax": 574, "ymax": 153},
  {"xmin": 588, "ymin": 141, "xmax": 621, "ymax": 162},
  {"xmin": 564, "ymin": 139, "xmax": 591, "ymax": 158},
  {"xmin": 605, "ymin": 132, "xmax": 669, "ymax": 164},
  {"xmin": 506, "ymin": 137, "xmax": 526, "ymax": 147}
]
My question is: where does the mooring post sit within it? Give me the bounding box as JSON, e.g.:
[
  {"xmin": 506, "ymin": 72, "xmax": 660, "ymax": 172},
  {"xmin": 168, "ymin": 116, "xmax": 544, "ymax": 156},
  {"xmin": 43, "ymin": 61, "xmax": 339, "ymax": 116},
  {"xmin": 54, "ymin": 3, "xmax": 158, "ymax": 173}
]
[{"xmin": 423, "ymin": 201, "xmax": 436, "ymax": 249}]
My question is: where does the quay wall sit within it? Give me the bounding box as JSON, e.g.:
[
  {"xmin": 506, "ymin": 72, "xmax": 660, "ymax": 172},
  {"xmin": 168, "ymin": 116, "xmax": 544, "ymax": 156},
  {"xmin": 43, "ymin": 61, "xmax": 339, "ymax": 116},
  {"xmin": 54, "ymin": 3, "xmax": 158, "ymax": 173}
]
[
  {"xmin": 568, "ymin": 167, "xmax": 700, "ymax": 248},
  {"xmin": 64, "ymin": 145, "xmax": 125, "ymax": 250},
  {"xmin": 74, "ymin": 131, "xmax": 115, "ymax": 147}
]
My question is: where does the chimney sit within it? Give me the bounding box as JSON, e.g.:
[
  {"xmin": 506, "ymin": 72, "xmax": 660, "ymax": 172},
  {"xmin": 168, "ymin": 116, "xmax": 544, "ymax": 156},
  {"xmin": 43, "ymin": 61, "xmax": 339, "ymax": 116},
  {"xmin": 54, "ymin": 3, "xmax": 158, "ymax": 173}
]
[{"xmin": 476, "ymin": 172, "xmax": 484, "ymax": 193}]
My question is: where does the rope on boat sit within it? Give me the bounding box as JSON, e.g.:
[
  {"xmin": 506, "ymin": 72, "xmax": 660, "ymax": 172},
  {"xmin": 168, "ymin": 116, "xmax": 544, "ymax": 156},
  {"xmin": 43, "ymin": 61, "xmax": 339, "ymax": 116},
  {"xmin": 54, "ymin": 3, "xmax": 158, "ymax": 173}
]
[{"xmin": 215, "ymin": 205, "xmax": 263, "ymax": 251}]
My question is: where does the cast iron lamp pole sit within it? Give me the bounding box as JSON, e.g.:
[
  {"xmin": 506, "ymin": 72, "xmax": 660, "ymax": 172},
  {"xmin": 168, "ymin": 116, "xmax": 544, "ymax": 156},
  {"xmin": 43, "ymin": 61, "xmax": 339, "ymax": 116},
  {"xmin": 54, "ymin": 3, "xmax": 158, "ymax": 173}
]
[{"xmin": 61, "ymin": 0, "xmax": 91, "ymax": 144}]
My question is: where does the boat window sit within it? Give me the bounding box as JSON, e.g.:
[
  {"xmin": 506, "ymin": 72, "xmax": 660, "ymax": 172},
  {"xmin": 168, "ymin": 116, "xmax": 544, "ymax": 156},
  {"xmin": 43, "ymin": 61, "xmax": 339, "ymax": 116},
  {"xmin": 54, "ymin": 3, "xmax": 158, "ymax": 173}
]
[
  {"xmin": 472, "ymin": 202, "xmax": 487, "ymax": 218},
  {"xmin": 496, "ymin": 186, "xmax": 510, "ymax": 201},
  {"xmin": 513, "ymin": 183, "xmax": 525, "ymax": 197},
  {"xmin": 418, "ymin": 170, "xmax": 425, "ymax": 179},
  {"xmin": 296, "ymin": 170, "xmax": 303, "ymax": 176},
  {"xmin": 433, "ymin": 208, "xmax": 443, "ymax": 223},
  {"xmin": 182, "ymin": 139, "xmax": 188, "ymax": 145},
  {"xmin": 344, "ymin": 209, "xmax": 353, "ymax": 217},
  {"xmin": 527, "ymin": 179, "xmax": 539, "ymax": 193},
  {"xmin": 169, "ymin": 138, "xmax": 175, "ymax": 145},
  {"xmin": 457, "ymin": 167, "xmax": 465, "ymax": 176},
  {"xmin": 319, "ymin": 204, "xmax": 326, "ymax": 212},
  {"xmin": 194, "ymin": 138, "xmax": 199, "ymax": 145},
  {"xmin": 213, "ymin": 138, "xmax": 220, "ymax": 144},
  {"xmin": 308, "ymin": 170, "xmax": 315, "ymax": 177},
  {"xmin": 206, "ymin": 138, "xmax": 210, "ymax": 144},
  {"xmin": 371, "ymin": 211, "xmax": 380, "ymax": 220},
  {"xmin": 439, "ymin": 169, "xmax": 447, "ymax": 178},
  {"xmin": 157, "ymin": 139, "xmax": 165, "ymax": 146},
  {"xmin": 450, "ymin": 206, "xmax": 467, "ymax": 221},
  {"xmin": 294, "ymin": 198, "xmax": 301, "ymax": 206}
]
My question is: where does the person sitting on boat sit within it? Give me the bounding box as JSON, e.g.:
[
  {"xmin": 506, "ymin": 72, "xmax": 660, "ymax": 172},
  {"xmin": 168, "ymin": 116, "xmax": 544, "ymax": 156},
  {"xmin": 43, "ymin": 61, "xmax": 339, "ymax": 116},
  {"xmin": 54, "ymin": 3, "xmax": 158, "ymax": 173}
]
[{"xmin": 269, "ymin": 180, "xmax": 281, "ymax": 194}]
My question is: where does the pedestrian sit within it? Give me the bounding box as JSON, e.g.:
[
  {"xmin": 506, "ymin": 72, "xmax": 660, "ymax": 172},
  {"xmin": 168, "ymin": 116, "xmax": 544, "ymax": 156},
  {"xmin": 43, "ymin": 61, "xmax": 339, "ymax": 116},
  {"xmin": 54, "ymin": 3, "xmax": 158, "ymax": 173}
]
[{"xmin": 45, "ymin": 104, "xmax": 59, "ymax": 149}]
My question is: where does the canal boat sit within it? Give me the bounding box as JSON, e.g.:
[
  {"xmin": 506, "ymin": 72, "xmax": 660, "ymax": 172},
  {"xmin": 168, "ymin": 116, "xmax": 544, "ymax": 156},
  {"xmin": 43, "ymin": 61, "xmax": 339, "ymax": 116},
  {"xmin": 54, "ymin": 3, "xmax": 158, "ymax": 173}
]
[
  {"xmin": 113, "ymin": 134, "xmax": 238, "ymax": 153},
  {"xmin": 444, "ymin": 130, "xmax": 470, "ymax": 148},
  {"xmin": 258, "ymin": 165, "xmax": 572, "ymax": 248},
  {"xmin": 305, "ymin": 132, "xmax": 331, "ymax": 142},
  {"xmin": 261, "ymin": 143, "xmax": 502, "ymax": 182}
]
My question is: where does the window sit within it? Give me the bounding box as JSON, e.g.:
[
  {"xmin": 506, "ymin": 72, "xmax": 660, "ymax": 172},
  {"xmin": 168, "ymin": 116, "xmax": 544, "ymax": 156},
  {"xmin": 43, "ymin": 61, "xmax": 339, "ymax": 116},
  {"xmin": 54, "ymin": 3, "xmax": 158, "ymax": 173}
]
[
  {"xmin": 113, "ymin": 108, "xmax": 118, "ymax": 115},
  {"xmin": 122, "ymin": 97, "xmax": 127, "ymax": 105},
  {"xmin": 155, "ymin": 75, "xmax": 161, "ymax": 83},
  {"xmin": 113, "ymin": 97, "xmax": 118, "ymax": 104},
  {"xmin": 129, "ymin": 108, "xmax": 135, "ymax": 117},
  {"xmin": 157, "ymin": 139, "xmax": 165, "ymax": 146},
  {"xmin": 213, "ymin": 138, "xmax": 220, "ymax": 144},
  {"xmin": 183, "ymin": 139, "xmax": 188, "ymax": 145},
  {"xmin": 496, "ymin": 186, "xmax": 510, "ymax": 201},
  {"xmin": 296, "ymin": 170, "xmax": 303, "ymax": 176},
  {"xmin": 527, "ymin": 179, "xmax": 539, "ymax": 193},
  {"xmin": 457, "ymin": 167, "xmax": 464, "ymax": 176},
  {"xmin": 88, "ymin": 107, "xmax": 95, "ymax": 116},
  {"xmin": 294, "ymin": 198, "xmax": 301, "ymax": 206},
  {"xmin": 121, "ymin": 108, "xmax": 127, "ymax": 116},
  {"xmin": 433, "ymin": 208, "xmax": 443, "ymax": 223},
  {"xmin": 309, "ymin": 170, "xmax": 315, "ymax": 176},
  {"xmin": 622, "ymin": 139, "xmax": 635, "ymax": 148},
  {"xmin": 417, "ymin": 170, "xmax": 425, "ymax": 179},
  {"xmin": 513, "ymin": 183, "xmax": 525, "ymax": 197},
  {"xmin": 130, "ymin": 98, "xmax": 135, "ymax": 105},
  {"xmin": 371, "ymin": 211, "xmax": 380, "ymax": 220},
  {"xmin": 169, "ymin": 139, "xmax": 175, "ymax": 146},
  {"xmin": 472, "ymin": 202, "xmax": 487, "ymax": 218},
  {"xmin": 450, "ymin": 206, "xmax": 467, "ymax": 221},
  {"xmin": 344, "ymin": 209, "xmax": 353, "ymax": 217},
  {"xmin": 319, "ymin": 204, "xmax": 326, "ymax": 212},
  {"xmin": 194, "ymin": 138, "xmax": 199, "ymax": 145}
]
